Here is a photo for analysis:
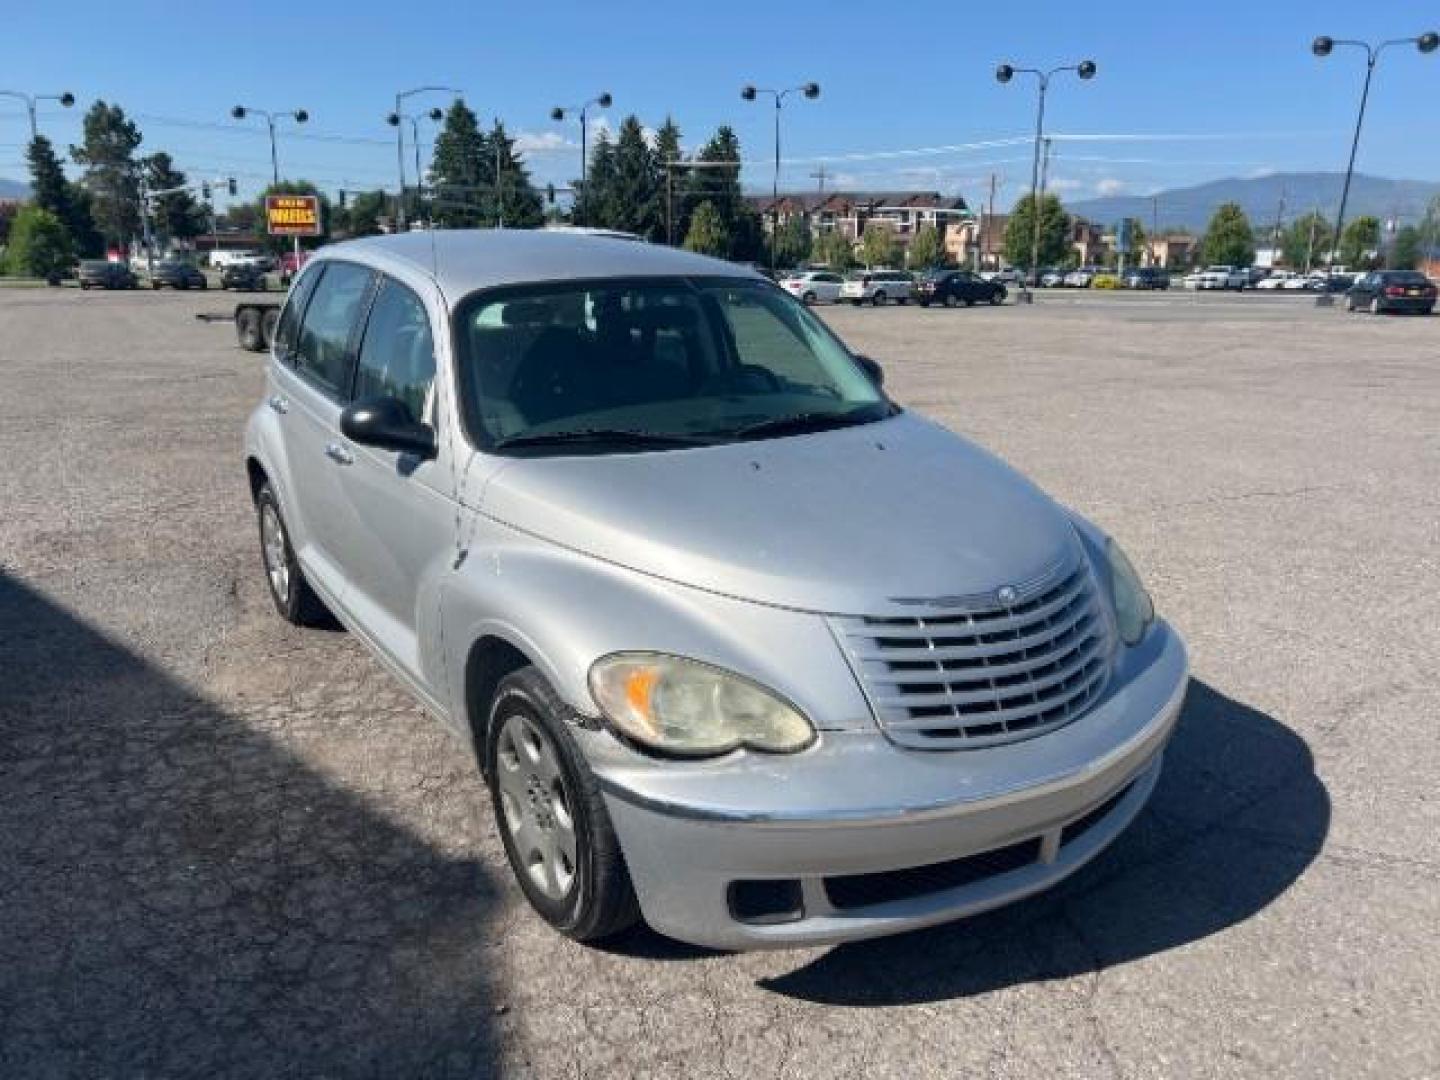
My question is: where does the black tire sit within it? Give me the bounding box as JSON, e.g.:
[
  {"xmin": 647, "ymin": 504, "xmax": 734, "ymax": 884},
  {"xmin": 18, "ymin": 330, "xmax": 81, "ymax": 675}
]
[
  {"xmin": 989, "ymin": 290, "xmax": 1004, "ymax": 305},
  {"xmin": 80, "ymin": 282, "xmax": 90, "ymax": 291},
  {"xmin": 873, "ymin": 291, "xmax": 887, "ymax": 307},
  {"xmin": 802, "ymin": 291, "xmax": 816, "ymax": 304},
  {"xmin": 237, "ymin": 308, "xmax": 263, "ymax": 351},
  {"xmin": 260, "ymin": 308, "xmax": 280, "ymax": 350},
  {"xmin": 965, "ymin": 297, "xmax": 976, "ymax": 307},
  {"xmin": 919, "ymin": 300, "xmax": 930, "ymax": 308},
  {"xmin": 943, "ymin": 294, "xmax": 957, "ymax": 308},
  {"xmin": 897, "ymin": 297, "xmax": 908, "ymax": 305},
  {"xmin": 255, "ymin": 482, "xmax": 329, "ymax": 626},
  {"xmin": 486, "ymin": 666, "xmax": 640, "ymax": 942}
]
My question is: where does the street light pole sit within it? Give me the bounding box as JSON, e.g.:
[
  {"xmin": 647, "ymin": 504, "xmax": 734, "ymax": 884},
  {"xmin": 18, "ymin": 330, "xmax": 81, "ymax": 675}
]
[
  {"xmin": 741, "ymin": 81, "xmax": 821, "ymax": 273},
  {"xmin": 387, "ymin": 107, "xmax": 444, "ymax": 226},
  {"xmin": 392, "ymin": 87, "xmax": 460, "ymax": 231},
  {"xmin": 230, "ymin": 105, "xmax": 310, "ymax": 186},
  {"xmin": 550, "ymin": 93, "xmax": 612, "ymax": 225},
  {"xmin": 0, "ymin": 89, "xmax": 76, "ymax": 141},
  {"xmin": 1311, "ymin": 31, "xmax": 1437, "ymax": 302},
  {"xmin": 996, "ymin": 60, "xmax": 1096, "ymax": 300}
]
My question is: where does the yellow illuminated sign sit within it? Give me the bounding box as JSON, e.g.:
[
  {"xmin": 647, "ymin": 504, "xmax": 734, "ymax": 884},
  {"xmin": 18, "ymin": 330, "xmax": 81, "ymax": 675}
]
[{"xmin": 265, "ymin": 195, "xmax": 321, "ymax": 236}]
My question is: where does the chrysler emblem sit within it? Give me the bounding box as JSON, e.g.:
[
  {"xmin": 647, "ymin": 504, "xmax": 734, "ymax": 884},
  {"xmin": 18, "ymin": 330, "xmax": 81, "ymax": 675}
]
[{"xmin": 996, "ymin": 585, "xmax": 1018, "ymax": 605}]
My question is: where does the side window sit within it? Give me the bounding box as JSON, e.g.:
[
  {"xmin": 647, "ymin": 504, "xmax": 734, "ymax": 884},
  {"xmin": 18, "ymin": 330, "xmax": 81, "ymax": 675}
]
[
  {"xmin": 293, "ymin": 261, "xmax": 375, "ymax": 399},
  {"xmin": 273, "ymin": 263, "xmax": 322, "ymax": 360},
  {"xmin": 354, "ymin": 277, "xmax": 437, "ymax": 422}
]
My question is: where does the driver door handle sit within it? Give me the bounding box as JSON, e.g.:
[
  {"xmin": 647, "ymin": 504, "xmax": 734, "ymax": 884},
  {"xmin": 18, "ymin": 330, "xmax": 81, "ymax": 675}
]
[{"xmin": 324, "ymin": 443, "xmax": 354, "ymax": 466}]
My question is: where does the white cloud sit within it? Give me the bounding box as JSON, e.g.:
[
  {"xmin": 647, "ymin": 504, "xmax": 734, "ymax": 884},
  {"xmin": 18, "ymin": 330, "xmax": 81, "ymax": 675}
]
[
  {"xmin": 1047, "ymin": 177, "xmax": 1084, "ymax": 193},
  {"xmin": 1095, "ymin": 178, "xmax": 1127, "ymax": 196},
  {"xmin": 512, "ymin": 130, "xmax": 576, "ymax": 154}
]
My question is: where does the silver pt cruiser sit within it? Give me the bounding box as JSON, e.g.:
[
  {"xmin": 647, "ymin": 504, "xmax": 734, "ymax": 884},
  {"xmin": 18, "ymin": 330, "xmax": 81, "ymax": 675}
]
[{"xmin": 244, "ymin": 231, "xmax": 1188, "ymax": 950}]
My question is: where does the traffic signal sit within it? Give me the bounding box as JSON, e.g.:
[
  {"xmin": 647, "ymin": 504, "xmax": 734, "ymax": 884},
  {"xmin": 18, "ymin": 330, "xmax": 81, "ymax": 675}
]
[
  {"xmin": 338, "ymin": 190, "xmax": 347, "ymax": 209},
  {"xmin": 227, "ymin": 177, "xmax": 237, "ymax": 196},
  {"xmin": 546, "ymin": 183, "xmax": 555, "ymax": 205}
]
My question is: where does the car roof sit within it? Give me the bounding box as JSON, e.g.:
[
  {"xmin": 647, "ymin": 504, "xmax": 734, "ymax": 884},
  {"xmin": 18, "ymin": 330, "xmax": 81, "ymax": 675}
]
[{"xmin": 315, "ymin": 229, "xmax": 763, "ymax": 304}]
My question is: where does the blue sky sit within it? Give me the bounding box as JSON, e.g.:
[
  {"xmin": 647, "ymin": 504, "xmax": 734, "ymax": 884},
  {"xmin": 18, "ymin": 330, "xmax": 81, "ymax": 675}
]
[{"xmin": 3, "ymin": 1, "xmax": 1437, "ymax": 211}]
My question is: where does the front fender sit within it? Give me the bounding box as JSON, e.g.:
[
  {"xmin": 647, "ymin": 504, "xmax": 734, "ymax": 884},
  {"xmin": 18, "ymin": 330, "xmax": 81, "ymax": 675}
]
[{"xmin": 440, "ymin": 519, "xmax": 877, "ymax": 740}]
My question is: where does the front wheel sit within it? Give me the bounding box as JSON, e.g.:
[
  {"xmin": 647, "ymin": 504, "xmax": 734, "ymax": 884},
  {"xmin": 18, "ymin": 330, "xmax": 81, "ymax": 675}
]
[
  {"xmin": 487, "ymin": 667, "xmax": 640, "ymax": 942},
  {"xmin": 943, "ymin": 294, "xmax": 957, "ymax": 308},
  {"xmin": 989, "ymin": 291, "xmax": 1004, "ymax": 305},
  {"xmin": 872, "ymin": 291, "xmax": 887, "ymax": 307}
]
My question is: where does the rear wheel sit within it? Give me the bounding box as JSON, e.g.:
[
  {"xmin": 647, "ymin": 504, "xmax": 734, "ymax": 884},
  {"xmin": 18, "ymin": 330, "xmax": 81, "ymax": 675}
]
[
  {"xmin": 802, "ymin": 291, "xmax": 816, "ymax": 304},
  {"xmin": 256, "ymin": 482, "xmax": 329, "ymax": 626},
  {"xmin": 873, "ymin": 291, "xmax": 888, "ymax": 306},
  {"xmin": 943, "ymin": 294, "xmax": 957, "ymax": 308},
  {"xmin": 989, "ymin": 291, "xmax": 1003, "ymax": 306},
  {"xmin": 237, "ymin": 309, "xmax": 263, "ymax": 351},
  {"xmin": 260, "ymin": 308, "xmax": 280, "ymax": 350},
  {"xmin": 486, "ymin": 667, "xmax": 640, "ymax": 942}
]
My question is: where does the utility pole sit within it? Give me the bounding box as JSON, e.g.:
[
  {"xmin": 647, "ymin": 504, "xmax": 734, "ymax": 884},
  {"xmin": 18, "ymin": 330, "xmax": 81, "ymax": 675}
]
[
  {"xmin": 809, "ymin": 164, "xmax": 829, "ymax": 196},
  {"xmin": 1151, "ymin": 195, "xmax": 1159, "ymax": 266},
  {"xmin": 981, "ymin": 172, "xmax": 997, "ymax": 271},
  {"xmin": 1270, "ymin": 185, "xmax": 1287, "ymax": 267},
  {"xmin": 1305, "ymin": 205, "xmax": 1320, "ymax": 273}
]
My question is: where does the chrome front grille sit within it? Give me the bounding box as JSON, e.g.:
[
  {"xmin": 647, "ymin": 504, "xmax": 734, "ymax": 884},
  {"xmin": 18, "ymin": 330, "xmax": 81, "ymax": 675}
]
[{"xmin": 834, "ymin": 557, "xmax": 1113, "ymax": 749}]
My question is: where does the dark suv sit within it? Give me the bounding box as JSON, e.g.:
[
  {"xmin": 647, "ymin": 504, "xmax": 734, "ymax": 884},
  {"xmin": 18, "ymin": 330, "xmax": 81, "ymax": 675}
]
[
  {"xmin": 77, "ymin": 260, "xmax": 139, "ymax": 290},
  {"xmin": 1345, "ymin": 270, "xmax": 1436, "ymax": 315},
  {"xmin": 1122, "ymin": 267, "xmax": 1171, "ymax": 290},
  {"xmin": 913, "ymin": 270, "xmax": 1006, "ymax": 307},
  {"xmin": 220, "ymin": 262, "xmax": 268, "ymax": 291},
  {"xmin": 150, "ymin": 260, "xmax": 208, "ymax": 290}
]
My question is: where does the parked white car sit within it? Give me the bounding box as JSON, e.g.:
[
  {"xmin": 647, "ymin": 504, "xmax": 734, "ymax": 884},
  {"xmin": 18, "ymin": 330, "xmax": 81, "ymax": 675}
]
[
  {"xmin": 781, "ymin": 270, "xmax": 845, "ymax": 304},
  {"xmin": 1063, "ymin": 267, "xmax": 1100, "ymax": 288},
  {"xmin": 839, "ymin": 269, "xmax": 914, "ymax": 306},
  {"xmin": 1183, "ymin": 266, "xmax": 1246, "ymax": 290},
  {"xmin": 1255, "ymin": 271, "xmax": 1300, "ymax": 290}
]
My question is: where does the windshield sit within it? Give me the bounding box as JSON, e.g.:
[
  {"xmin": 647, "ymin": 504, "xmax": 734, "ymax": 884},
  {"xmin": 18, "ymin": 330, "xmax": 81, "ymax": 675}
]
[{"xmin": 454, "ymin": 276, "xmax": 892, "ymax": 454}]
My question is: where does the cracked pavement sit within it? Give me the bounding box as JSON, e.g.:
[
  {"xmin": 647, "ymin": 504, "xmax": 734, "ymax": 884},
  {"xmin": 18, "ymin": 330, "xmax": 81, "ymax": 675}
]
[{"xmin": 1, "ymin": 287, "xmax": 1436, "ymax": 1077}]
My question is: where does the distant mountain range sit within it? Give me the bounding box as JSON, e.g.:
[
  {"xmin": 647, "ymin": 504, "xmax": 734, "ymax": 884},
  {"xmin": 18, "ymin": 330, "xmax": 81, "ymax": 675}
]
[
  {"xmin": 1069, "ymin": 172, "xmax": 1440, "ymax": 233},
  {"xmin": 0, "ymin": 177, "xmax": 30, "ymax": 200}
]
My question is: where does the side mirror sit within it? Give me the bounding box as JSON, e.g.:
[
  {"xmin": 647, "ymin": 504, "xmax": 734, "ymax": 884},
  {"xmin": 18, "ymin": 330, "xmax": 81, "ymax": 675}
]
[
  {"xmin": 340, "ymin": 395, "xmax": 437, "ymax": 459},
  {"xmin": 854, "ymin": 355, "xmax": 885, "ymax": 387}
]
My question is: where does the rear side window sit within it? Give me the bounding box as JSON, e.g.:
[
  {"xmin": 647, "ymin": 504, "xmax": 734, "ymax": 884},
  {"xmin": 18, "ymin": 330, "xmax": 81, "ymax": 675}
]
[
  {"xmin": 273, "ymin": 264, "xmax": 322, "ymax": 360},
  {"xmin": 354, "ymin": 277, "xmax": 437, "ymax": 422},
  {"xmin": 293, "ymin": 262, "xmax": 375, "ymax": 398}
]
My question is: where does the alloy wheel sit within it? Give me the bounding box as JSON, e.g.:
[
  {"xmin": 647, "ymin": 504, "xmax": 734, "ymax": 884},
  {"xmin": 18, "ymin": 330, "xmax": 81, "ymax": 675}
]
[
  {"xmin": 495, "ymin": 713, "xmax": 578, "ymax": 902},
  {"xmin": 260, "ymin": 503, "xmax": 290, "ymax": 603}
]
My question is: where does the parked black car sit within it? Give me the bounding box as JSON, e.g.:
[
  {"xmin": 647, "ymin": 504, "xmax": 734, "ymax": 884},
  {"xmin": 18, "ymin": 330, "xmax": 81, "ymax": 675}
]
[
  {"xmin": 913, "ymin": 270, "xmax": 1006, "ymax": 307},
  {"xmin": 77, "ymin": 260, "xmax": 139, "ymax": 290},
  {"xmin": 1345, "ymin": 270, "xmax": 1437, "ymax": 315},
  {"xmin": 1313, "ymin": 273, "xmax": 1355, "ymax": 294},
  {"xmin": 219, "ymin": 262, "xmax": 268, "ymax": 291},
  {"xmin": 150, "ymin": 260, "xmax": 208, "ymax": 290},
  {"xmin": 1122, "ymin": 266, "xmax": 1171, "ymax": 290}
]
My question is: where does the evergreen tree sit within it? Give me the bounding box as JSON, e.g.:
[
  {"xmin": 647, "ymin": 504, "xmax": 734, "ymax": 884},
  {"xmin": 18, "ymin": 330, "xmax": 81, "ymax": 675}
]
[
  {"xmin": 578, "ymin": 130, "xmax": 618, "ymax": 228},
  {"xmin": 907, "ymin": 223, "xmax": 944, "ymax": 269},
  {"xmin": 1004, "ymin": 193, "xmax": 1070, "ymax": 268},
  {"xmin": 682, "ymin": 201, "xmax": 729, "ymax": 257},
  {"xmin": 70, "ymin": 101, "xmax": 144, "ymax": 246},
  {"xmin": 1389, "ymin": 225, "xmax": 1421, "ymax": 271},
  {"xmin": 597, "ymin": 116, "xmax": 658, "ymax": 237},
  {"xmin": 344, "ymin": 190, "xmax": 389, "ymax": 237},
  {"xmin": 489, "ymin": 121, "xmax": 544, "ymax": 229},
  {"xmin": 143, "ymin": 152, "xmax": 204, "ymax": 240},
  {"xmin": 651, "ymin": 117, "xmax": 683, "ymax": 244},
  {"xmin": 429, "ymin": 99, "xmax": 492, "ymax": 228},
  {"xmin": 25, "ymin": 135, "xmax": 102, "ymax": 257},
  {"xmin": 1201, "ymin": 202, "xmax": 1256, "ymax": 267}
]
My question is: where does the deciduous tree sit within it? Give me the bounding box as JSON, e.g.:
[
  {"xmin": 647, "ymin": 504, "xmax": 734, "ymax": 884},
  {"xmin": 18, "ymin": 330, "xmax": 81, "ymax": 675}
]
[
  {"xmin": 3, "ymin": 205, "xmax": 73, "ymax": 279},
  {"xmin": 1388, "ymin": 225, "xmax": 1421, "ymax": 271},
  {"xmin": 1339, "ymin": 215, "xmax": 1380, "ymax": 270},
  {"xmin": 1003, "ymin": 193, "xmax": 1069, "ymax": 268},
  {"xmin": 1281, "ymin": 211, "xmax": 1331, "ymax": 270},
  {"xmin": 70, "ymin": 101, "xmax": 143, "ymax": 246},
  {"xmin": 906, "ymin": 223, "xmax": 945, "ymax": 269},
  {"xmin": 143, "ymin": 152, "xmax": 204, "ymax": 240},
  {"xmin": 1201, "ymin": 202, "xmax": 1256, "ymax": 268},
  {"xmin": 772, "ymin": 214, "xmax": 812, "ymax": 269},
  {"xmin": 812, "ymin": 228, "xmax": 855, "ymax": 270},
  {"xmin": 859, "ymin": 221, "xmax": 898, "ymax": 268}
]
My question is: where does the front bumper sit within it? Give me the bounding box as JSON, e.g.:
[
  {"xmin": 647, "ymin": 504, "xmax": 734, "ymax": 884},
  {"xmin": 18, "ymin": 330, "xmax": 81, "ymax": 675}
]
[{"xmin": 595, "ymin": 620, "xmax": 1189, "ymax": 950}]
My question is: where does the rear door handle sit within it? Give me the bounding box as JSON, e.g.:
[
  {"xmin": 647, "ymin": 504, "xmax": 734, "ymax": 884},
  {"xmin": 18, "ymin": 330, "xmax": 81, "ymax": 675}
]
[
  {"xmin": 324, "ymin": 443, "xmax": 354, "ymax": 466},
  {"xmin": 268, "ymin": 394, "xmax": 289, "ymax": 414}
]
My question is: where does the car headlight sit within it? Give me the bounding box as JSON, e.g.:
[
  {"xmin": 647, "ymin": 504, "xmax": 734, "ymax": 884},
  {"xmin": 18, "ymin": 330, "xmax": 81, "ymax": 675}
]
[
  {"xmin": 589, "ymin": 654, "xmax": 815, "ymax": 757},
  {"xmin": 1106, "ymin": 538, "xmax": 1155, "ymax": 646}
]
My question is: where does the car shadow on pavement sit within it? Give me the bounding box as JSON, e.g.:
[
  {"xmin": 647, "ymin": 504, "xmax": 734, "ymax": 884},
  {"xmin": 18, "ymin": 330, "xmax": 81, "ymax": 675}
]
[
  {"xmin": 759, "ymin": 680, "xmax": 1330, "ymax": 1005},
  {"xmin": 0, "ymin": 571, "xmax": 503, "ymax": 1078}
]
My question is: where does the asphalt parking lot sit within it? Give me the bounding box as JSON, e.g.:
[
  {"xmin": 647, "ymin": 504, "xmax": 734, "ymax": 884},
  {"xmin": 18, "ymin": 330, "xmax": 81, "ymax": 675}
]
[{"xmin": 2, "ymin": 286, "xmax": 1437, "ymax": 1079}]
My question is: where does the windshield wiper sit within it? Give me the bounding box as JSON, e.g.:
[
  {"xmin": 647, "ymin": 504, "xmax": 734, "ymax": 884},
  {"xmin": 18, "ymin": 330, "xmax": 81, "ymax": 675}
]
[
  {"xmin": 718, "ymin": 404, "xmax": 895, "ymax": 441},
  {"xmin": 493, "ymin": 428, "xmax": 716, "ymax": 452}
]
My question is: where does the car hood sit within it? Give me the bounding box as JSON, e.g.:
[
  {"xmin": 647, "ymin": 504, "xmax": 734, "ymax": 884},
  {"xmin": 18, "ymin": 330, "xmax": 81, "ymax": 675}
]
[{"xmin": 479, "ymin": 412, "xmax": 1076, "ymax": 615}]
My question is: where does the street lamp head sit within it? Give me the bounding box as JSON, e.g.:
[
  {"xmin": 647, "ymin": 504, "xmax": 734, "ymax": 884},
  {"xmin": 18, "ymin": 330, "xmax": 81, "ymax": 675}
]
[
  {"xmin": 1077, "ymin": 60, "xmax": 1097, "ymax": 80},
  {"xmin": 386, "ymin": 112, "xmax": 401, "ymax": 127},
  {"xmin": 550, "ymin": 106, "xmax": 566, "ymax": 121},
  {"xmin": 294, "ymin": 109, "xmax": 309, "ymax": 123},
  {"xmin": 231, "ymin": 105, "xmax": 247, "ymax": 119},
  {"xmin": 427, "ymin": 107, "xmax": 443, "ymax": 121},
  {"xmin": 995, "ymin": 64, "xmax": 1014, "ymax": 84},
  {"xmin": 1418, "ymin": 32, "xmax": 1439, "ymax": 54},
  {"xmin": 803, "ymin": 82, "xmax": 820, "ymax": 99},
  {"xmin": 1312, "ymin": 35, "xmax": 1334, "ymax": 58},
  {"xmin": 597, "ymin": 92, "xmax": 612, "ymax": 108},
  {"xmin": 59, "ymin": 92, "xmax": 75, "ymax": 108},
  {"xmin": 741, "ymin": 84, "xmax": 758, "ymax": 101}
]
